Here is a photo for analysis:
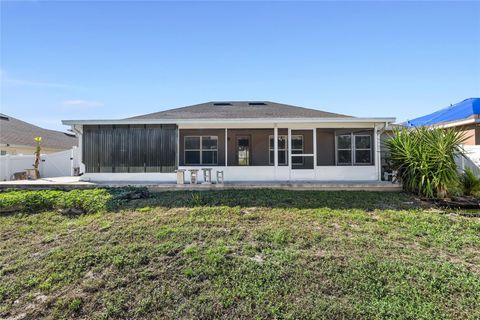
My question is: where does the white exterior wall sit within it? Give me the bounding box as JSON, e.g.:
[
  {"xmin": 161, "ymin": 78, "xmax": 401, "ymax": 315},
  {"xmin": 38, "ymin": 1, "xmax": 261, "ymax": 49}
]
[
  {"xmin": 80, "ymin": 172, "xmax": 177, "ymax": 182},
  {"xmin": 80, "ymin": 165, "xmax": 377, "ymax": 182}
]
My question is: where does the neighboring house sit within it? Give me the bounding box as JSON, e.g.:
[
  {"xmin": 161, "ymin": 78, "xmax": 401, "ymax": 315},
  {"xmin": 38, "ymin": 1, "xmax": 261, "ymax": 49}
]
[
  {"xmin": 405, "ymin": 98, "xmax": 480, "ymax": 145},
  {"xmin": 62, "ymin": 101, "xmax": 395, "ymax": 182},
  {"xmin": 0, "ymin": 113, "xmax": 77, "ymax": 155}
]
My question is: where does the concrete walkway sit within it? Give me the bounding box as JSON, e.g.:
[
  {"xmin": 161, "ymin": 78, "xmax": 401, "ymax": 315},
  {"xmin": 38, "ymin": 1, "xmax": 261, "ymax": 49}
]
[
  {"xmin": 0, "ymin": 176, "xmax": 93, "ymax": 185},
  {"xmin": 0, "ymin": 177, "xmax": 401, "ymax": 191}
]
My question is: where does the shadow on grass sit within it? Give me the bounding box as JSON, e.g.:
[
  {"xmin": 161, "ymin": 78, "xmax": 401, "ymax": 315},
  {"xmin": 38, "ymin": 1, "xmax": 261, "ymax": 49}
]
[{"xmin": 125, "ymin": 189, "xmax": 423, "ymax": 211}]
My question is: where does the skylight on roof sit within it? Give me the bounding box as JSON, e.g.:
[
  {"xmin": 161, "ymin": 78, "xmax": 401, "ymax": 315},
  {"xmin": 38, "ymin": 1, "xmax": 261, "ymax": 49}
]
[
  {"xmin": 213, "ymin": 102, "xmax": 232, "ymax": 106},
  {"xmin": 248, "ymin": 102, "xmax": 267, "ymax": 106}
]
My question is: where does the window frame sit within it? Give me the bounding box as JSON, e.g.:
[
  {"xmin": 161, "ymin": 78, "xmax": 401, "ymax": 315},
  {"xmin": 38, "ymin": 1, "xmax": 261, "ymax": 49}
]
[
  {"xmin": 354, "ymin": 134, "xmax": 372, "ymax": 165},
  {"xmin": 268, "ymin": 134, "xmax": 305, "ymax": 166},
  {"xmin": 268, "ymin": 135, "xmax": 288, "ymax": 166},
  {"xmin": 335, "ymin": 132, "xmax": 373, "ymax": 166},
  {"xmin": 184, "ymin": 135, "xmax": 218, "ymax": 165},
  {"xmin": 290, "ymin": 134, "xmax": 304, "ymax": 165},
  {"xmin": 336, "ymin": 134, "xmax": 353, "ymax": 165}
]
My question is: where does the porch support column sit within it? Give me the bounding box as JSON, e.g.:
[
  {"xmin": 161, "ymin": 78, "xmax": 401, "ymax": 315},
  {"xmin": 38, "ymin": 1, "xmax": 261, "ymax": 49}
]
[
  {"xmin": 313, "ymin": 128, "xmax": 317, "ymax": 178},
  {"xmin": 225, "ymin": 128, "xmax": 228, "ymax": 167},
  {"xmin": 73, "ymin": 124, "xmax": 85, "ymax": 174},
  {"xmin": 176, "ymin": 126, "xmax": 180, "ymax": 169},
  {"xmin": 274, "ymin": 124, "xmax": 278, "ymax": 180},
  {"xmin": 374, "ymin": 124, "xmax": 381, "ymax": 181},
  {"xmin": 288, "ymin": 128, "xmax": 292, "ymax": 181}
]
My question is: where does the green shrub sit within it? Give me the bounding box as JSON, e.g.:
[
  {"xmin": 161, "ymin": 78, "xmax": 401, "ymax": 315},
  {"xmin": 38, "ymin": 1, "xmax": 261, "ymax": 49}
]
[
  {"xmin": 0, "ymin": 190, "xmax": 62, "ymax": 212},
  {"xmin": 61, "ymin": 189, "xmax": 113, "ymax": 213},
  {"xmin": 446, "ymin": 180, "xmax": 463, "ymax": 197},
  {"xmin": 459, "ymin": 168, "xmax": 480, "ymax": 196},
  {"xmin": 0, "ymin": 189, "xmax": 113, "ymax": 214},
  {"xmin": 386, "ymin": 127, "xmax": 465, "ymax": 198}
]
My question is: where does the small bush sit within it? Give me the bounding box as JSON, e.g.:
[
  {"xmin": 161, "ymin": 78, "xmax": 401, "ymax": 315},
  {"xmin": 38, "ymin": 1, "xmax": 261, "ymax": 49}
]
[
  {"xmin": 0, "ymin": 189, "xmax": 113, "ymax": 214},
  {"xmin": 459, "ymin": 168, "xmax": 480, "ymax": 196},
  {"xmin": 446, "ymin": 180, "xmax": 463, "ymax": 197}
]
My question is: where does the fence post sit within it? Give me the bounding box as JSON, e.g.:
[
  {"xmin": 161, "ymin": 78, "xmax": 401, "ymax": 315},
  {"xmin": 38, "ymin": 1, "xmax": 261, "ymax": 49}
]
[
  {"xmin": 40, "ymin": 154, "xmax": 45, "ymax": 178},
  {"xmin": 71, "ymin": 148, "xmax": 75, "ymax": 176}
]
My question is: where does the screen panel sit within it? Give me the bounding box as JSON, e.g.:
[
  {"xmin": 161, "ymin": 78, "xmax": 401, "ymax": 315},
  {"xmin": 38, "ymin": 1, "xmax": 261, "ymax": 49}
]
[{"xmin": 82, "ymin": 124, "xmax": 177, "ymax": 173}]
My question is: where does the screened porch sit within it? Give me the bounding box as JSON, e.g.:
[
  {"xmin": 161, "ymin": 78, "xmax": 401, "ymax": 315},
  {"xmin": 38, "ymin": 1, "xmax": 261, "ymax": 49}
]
[{"xmin": 179, "ymin": 128, "xmax": 376, "ymax": 169}]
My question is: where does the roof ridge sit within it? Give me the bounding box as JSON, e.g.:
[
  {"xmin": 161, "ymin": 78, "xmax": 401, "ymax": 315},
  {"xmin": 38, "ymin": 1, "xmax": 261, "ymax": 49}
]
[{"xmin": 127, "ymin": 101, "xmax": 353, "ymax": 120}]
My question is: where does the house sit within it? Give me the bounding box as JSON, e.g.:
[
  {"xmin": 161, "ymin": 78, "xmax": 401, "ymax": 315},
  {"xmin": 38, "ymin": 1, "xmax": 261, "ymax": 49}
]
[
  {"xmin": 0, "ymin": 113, "xmax": 77, "ymax": 155},
  {"xmin": 62, "ymin": 101, "xmax": 395, "ymax": 182},
  {"xmin": 405, "ymin": 98, "xmax": 480, "ymax": 145}
]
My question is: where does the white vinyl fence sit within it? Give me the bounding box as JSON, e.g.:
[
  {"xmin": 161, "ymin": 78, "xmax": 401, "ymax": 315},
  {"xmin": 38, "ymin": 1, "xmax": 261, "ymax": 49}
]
[
  {"xmin": 0, "ymin": 147, "xmax": 80, "ymax": 181},
  {"xmin": 456, "ymin": 145, "xmax": 480, "ymax": 177}
]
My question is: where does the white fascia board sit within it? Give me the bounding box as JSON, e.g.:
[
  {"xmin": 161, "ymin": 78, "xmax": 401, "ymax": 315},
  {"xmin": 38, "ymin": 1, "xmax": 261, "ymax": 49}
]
[
  {"xmin": 432, "ymin": 118, "xmax": 478, "ymax": 128},
  {"xmin": 62, "ymin": 117, "xmax": 395, "ymax": 126}
]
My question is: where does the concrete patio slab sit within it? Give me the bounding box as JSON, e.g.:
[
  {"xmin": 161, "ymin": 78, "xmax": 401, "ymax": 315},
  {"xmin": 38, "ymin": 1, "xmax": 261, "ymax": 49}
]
[{"xmin": 0, "ymin": 177, "xmax": 401, "ymax": 191}]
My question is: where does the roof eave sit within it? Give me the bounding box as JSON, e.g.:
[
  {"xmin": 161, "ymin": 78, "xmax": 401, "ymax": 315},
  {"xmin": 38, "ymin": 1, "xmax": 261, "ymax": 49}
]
[
  {"xmin": 62, "ymin": 117, "xmax": 396, "ymax": 126},
  {"xmin": 427, "ymin": 117, "xmax": 480, "ymax": 129}
]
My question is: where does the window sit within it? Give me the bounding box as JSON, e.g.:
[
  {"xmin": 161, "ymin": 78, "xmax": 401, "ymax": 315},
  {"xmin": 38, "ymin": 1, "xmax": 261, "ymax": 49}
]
[
  {"xmin": 0, "ymin": 150, "xmax": 6, "ymax": 156},
  {"xmin": 268, "ymin": 135, "xmax": 304, "ymax": 165},
  {"xmin": 291, "ymin": 135, "xmax": 304, "ymax": 164},
  {"xmin": 269, "ymin": 135, "xmax": 287, "ymax": 165},
  {"xmin": 337, "ymin": 135, "xmax": 352, "ymax": 165},
  {"xmin": 185, "ymin": 136, "xmax": 201, "ymax": 165},
  {"xmin": 354, "ymin": 135, "xmax": 372, "ymax": 164},
  {"xmin": 201, "ymin": 136, "xmax": 218, "ymax": 165},
  {"xmin": 184, "ymin": 136, "xmax": 218, "ymax": 165},
  {"xmin": 336, "ymin": 133, "xmax": 372, "ymax": 165}
]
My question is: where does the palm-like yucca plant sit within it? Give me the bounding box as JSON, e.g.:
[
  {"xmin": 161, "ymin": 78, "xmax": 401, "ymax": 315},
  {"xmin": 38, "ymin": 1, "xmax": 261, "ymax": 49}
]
[{"xmin": 386, "ymin": 127, "xmax": 465, "ymax": 198}]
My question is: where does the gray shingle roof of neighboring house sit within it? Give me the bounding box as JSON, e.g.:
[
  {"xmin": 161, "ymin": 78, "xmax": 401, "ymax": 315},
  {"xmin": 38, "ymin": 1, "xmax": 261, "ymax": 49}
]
[
  {"xmin": 129, "ymin": 101, "xmax": 353, "ymax": 120},
  {"xmin": 0, "ymin": 113, "xmax": 77, "ymax": 150}
]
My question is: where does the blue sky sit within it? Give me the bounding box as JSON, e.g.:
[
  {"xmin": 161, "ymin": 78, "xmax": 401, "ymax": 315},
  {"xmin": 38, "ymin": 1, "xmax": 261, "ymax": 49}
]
[{"xmin": 1, "ymin": 1, "xmax": 479, "ymax": 131}]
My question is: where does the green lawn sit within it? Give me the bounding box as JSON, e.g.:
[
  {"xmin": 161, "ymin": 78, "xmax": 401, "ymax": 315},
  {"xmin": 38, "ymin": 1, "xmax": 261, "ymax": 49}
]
[{"xmin": 1, "ymin": 190, "xmax": 479, "ymax": 319}]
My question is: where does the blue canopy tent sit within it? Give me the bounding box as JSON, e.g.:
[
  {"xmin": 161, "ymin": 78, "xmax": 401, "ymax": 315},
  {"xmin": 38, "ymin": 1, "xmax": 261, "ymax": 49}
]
[{"xmin": 405, "ymin": 98, "xmax": 480, "ymax": 127}]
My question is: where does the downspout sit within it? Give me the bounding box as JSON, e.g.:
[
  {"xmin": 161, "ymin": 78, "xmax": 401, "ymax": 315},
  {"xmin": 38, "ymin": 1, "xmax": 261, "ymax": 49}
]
[
  {"xmin": 376, "ymin": 121, "xmax": 390, "ymax": 181},
  {"xmin": 374, "ymin": 123, "xmax": 379, "ymax": 181},
  {"xmin": 71, "ymin": 124, "xmax": 85, "ymax": 175}
]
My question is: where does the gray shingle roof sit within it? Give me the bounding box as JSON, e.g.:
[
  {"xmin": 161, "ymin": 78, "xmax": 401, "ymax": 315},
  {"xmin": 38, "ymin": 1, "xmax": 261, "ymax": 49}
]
[
  {"xmin": 129, "ymin": 101, "xmax": 353, "ymax": 120},
  {"xmin": 0, "ymin": 113, "xmax": 77, "ymax": 150}
]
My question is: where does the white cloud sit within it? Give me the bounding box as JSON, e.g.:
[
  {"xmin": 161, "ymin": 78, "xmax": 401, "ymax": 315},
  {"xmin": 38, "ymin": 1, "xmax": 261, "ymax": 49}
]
[
  {"xmin": 4, "ymin": 78, "xmax": 78, "ymax": 89},
  {"xmin": 0, "ymin": 68, "xmax": 80, "ymax": 89},
  {"xmin": 63, "ymin": 100, "xmax": 104, "ymax": 108}
]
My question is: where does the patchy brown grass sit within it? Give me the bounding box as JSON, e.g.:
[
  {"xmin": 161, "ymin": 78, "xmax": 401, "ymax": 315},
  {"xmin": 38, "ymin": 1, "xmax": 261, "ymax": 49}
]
[{"xmin": 0, "ymin": 190, "xmax": 479, "ymax": 319}]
